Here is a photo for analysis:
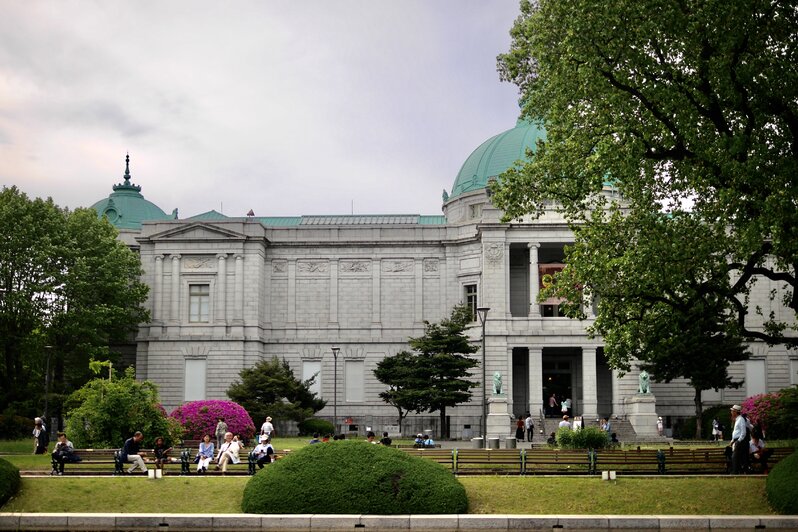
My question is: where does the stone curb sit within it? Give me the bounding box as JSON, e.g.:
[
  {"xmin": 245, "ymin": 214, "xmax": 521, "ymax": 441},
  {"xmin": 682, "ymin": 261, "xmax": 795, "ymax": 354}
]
[{"xmin": 1, "ymin": 513, "xmax": 797, "ymax": 530}]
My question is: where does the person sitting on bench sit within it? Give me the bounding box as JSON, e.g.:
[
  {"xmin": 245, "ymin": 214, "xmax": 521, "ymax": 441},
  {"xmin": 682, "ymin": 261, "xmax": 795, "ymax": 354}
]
[
  {"xmin": 749, "ymin": 434, "xmax": 773, "ymax": 473},
  {"xmin": 51, "ymin": 432, "xmax": 79, "ymax": 475}
]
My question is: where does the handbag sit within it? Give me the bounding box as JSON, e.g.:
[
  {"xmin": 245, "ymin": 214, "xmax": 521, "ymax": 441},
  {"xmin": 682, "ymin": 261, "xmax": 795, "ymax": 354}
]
[{"xmin": 193, "ymin": 454, "xmax": 201, "ymax": 464}]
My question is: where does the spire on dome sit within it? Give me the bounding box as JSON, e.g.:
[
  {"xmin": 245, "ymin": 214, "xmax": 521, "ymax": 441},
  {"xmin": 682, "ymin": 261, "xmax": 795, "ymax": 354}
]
[{"xmin": 113, "ymin": 153, "xmax": 141, "ymax": 193}]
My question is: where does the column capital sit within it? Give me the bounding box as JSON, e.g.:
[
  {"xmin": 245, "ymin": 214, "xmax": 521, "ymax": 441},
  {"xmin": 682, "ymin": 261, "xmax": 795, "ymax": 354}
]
[
  {"xmin": 234, "ymin": 254, "xmax": 245, "ymax": 261},
  {"xmin": 216, "ymin": 253, "xmax": 228, "ymax": 260},
  {"xmin": 171, "ymin": 254, "xmax": 182, "ymax": 260},
  {"xmin": 527, "ymin": 242, "xmax": 540, "ymax": 249},
  {"xmin": 154, "ymin": 254, "xmax": 164, "ymax": 262}
]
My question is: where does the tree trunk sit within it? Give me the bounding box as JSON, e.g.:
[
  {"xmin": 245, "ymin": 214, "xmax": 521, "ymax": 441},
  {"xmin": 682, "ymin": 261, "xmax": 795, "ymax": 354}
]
[
  {"xmin": 440, "ymin": 407, "xmax": 447, "ymax": 439},
  {"xmin": 694, "ymin": 387, "xmax": 703, "ymax": 440}
]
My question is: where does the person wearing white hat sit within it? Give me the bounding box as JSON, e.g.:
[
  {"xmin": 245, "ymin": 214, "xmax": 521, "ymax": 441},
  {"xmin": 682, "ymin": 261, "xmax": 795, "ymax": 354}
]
[
  {"xmin": 260, "ymin": 416, "xmax": 275, "ymax": 439},
  {"xmin": 656, "ymin": 416, "xmax": 664, "ymax": 436},
  {"xmin": 729, "ymin": 404, "xmax": 749, "ymax": 474}
]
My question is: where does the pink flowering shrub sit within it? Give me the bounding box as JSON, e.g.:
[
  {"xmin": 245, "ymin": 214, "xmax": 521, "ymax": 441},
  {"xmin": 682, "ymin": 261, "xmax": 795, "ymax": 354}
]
[
  {"xmin": 741, "ymin": 392, "xmax": 781, "ymax": 434},
  {"xmin": 170, "ymin": 400, "xmax": 255, "ymax": 441}
]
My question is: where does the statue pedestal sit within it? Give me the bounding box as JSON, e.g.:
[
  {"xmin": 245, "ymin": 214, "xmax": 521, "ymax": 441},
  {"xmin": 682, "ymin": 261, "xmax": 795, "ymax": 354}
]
[
  {"xmin": 487, "ymin": 395, "xmax": 513, "ymax": 440},
  {"xmin": 627, "ymin": 394, "xmax": 659, "ymax": 437}
]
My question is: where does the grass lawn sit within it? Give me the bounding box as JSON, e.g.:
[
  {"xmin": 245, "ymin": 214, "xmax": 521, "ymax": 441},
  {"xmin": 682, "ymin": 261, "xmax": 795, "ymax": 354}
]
[{"xmin": 1, "ymin": 476, "xmax": 774, "ymax": 515}]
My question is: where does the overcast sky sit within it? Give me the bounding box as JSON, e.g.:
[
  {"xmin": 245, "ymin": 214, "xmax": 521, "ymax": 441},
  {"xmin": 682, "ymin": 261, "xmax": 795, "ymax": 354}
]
[{"xmin": 0, "ymin": 1, "xmax": 523, "ymax": 218}]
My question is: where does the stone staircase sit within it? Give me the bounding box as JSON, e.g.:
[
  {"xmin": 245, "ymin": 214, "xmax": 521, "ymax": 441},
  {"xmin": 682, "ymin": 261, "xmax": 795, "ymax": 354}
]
[{"xmin": 535, "ymin": 416, "xmax": 669, "ymax": 445}]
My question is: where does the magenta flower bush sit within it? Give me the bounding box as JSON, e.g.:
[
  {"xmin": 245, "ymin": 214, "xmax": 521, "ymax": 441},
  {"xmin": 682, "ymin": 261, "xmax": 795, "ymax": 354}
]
[
  {"xmin": 741, "ymin": 392, "xmax": 781, "ymax": 435},
  {"xmin": 170, "ymin": 400, "xmax": 255, "ymax": 441}
]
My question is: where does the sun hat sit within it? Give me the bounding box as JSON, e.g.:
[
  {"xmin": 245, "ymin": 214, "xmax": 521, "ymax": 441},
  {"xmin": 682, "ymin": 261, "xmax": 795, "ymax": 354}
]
[{"xmin": 730, "ymin": 404, "xmax": 742, "ymax": 412}]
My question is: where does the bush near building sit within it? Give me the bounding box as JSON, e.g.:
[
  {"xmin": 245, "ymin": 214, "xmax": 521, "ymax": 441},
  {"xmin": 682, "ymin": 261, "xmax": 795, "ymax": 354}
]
[
  {"xmin": 241, "ymin": 440, "xmax": 467, "ymax": 514},
  {"xmin": 555, "ymin": 426, "xmax": 608, "ymax": 449},
  {"xmin": 743, "ymin": 388, "xmax": 798, "ymax": 440},
  {"xmin": 297, "ymin": 418, "xmax": 334, "ymax": 437},
  {"xmin": 0, "ymin": 458, "xmax": 21, "ymax": 506},
  {"xmin": 0, "ymin": 415, "xmax": 33, "ymax": 440},
  {"xmin": 170, "ymin": 400, "xmax": 255, "ymax": 442},
  {"xmin": 766, "ymin": 450, "xmax": 798, "ymax": 514}
]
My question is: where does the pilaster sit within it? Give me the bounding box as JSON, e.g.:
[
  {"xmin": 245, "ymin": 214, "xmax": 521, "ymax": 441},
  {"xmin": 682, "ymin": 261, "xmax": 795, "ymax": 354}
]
[
  {"xmin": 582, "ymin": 346, "xmax": 598, "ymax": 419},
  {"xmin": 528, "ymin": 243, "xmax": 541, "ymax": 317}
]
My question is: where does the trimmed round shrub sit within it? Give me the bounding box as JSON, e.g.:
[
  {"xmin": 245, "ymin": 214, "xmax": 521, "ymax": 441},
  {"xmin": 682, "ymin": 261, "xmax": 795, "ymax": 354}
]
[
  {"xmin": 297, "ymin": 418, "xmax": 334, "ymax": 436},
  {"xmin": 0, "ymin": 458, "xmax": 21, "ymax": 506},
  {"xmin": 242, "ymin": 440, "xmax": 467, "ymax": 514},
  {"xmin": 170, "ymin": 400, "xmax": 255, "ymax": 442},
  {"xmin": 556, "ymin": 426, "xmax": 608, "ymax": 449},
  {"xmin": 766, "ymin": 450, "xmax": 798, "ymax": 514}
]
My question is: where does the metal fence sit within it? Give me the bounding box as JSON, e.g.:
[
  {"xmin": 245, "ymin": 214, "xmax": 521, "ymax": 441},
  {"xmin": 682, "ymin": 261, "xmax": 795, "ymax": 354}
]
[{"xmin": 276, "ymin": 415, "xmax": 485, "ymax": 440}]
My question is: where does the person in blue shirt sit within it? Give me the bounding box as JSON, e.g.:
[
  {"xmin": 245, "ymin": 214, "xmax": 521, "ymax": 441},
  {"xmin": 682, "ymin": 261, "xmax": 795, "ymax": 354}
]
[
  {"xmin": 422, "ymin": 434, "xmax": 435, "ymax": 448},
  {"xmin": 308, "ymin": 433, "xmax": 321, "ymax": 444},
  {"xmin": 414, "ymin": 434, "xmax": 424, "ymax": 448}
]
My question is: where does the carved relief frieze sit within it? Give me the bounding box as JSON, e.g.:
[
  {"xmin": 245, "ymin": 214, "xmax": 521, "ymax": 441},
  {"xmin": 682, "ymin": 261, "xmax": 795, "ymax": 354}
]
[
  {"xmin": 181, "ymin": 345, "xmax": 209, "ymax": 359},
  {"xmin": 423, "ymin": 259, "xmax": 439, "ymax": 273},
  {"xmin": 297, "ymin": 260, "xmax": 329, "ymax": 274},
  {"xmin": 272, "ymin": 260, "xmax": 287, "ymax": 274},
  {"xmin": 182, "ymin": 256, "xmax": 216, "ymax": 270},
  {"xmin": 484, "ymin": 243, "xmax": 504, "ymax": 264},
  {"xmin": 382, "ymin": 260, "xmax": 413, "ymax": 273},
  {"xmin": 340, "ymin": 260, "xmax": 371, "ymax": 273}
]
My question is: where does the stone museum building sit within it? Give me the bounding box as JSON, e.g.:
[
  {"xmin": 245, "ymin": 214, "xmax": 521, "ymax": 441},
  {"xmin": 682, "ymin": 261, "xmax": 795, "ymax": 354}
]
[{"xmin": 90, "ymin": 119, "xmax": 798, "ymax": 438}]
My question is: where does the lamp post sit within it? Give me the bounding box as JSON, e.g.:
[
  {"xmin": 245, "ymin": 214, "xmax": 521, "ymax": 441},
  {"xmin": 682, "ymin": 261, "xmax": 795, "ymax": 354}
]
[
  {"xmin": 476, "ymin": 307, "xmax": 490, "ymax": 449},
  {"xmin": 331, "ymin": 346, "xmax": 340, "ymax": 434},
  {"xmin": 43, "ymin": 346, "xmax": 53, "ymax": 433}
]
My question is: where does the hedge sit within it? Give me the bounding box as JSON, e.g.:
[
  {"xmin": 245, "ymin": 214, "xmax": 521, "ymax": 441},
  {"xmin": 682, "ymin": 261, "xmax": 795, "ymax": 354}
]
[
  {"xmin": 556, "ymin": 426, "xmax": 608, "ymax": 449},
  {"xmin": 242, "ymin": 440, "xmax": 467, "ymax": 514},
  {"xmin": 0, "ymin": 458, "xmax": 21, "ymax": 507},
  {"xmin": 297, "ymin": 418, "xmax": 334, "ymax": 436},
  {"xmin": 765, "ymin": 449, "xmax": 798, "ymax": 514}
]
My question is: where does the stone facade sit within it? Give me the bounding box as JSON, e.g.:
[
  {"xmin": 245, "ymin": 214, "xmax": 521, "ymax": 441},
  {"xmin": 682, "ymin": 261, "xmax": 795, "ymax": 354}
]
[{"xmin": 126, "ymin": 187, "xmax": 797, "ymax": 438}]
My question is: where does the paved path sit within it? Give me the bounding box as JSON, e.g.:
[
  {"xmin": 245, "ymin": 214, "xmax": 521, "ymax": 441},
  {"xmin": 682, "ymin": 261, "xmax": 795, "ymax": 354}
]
[{"xmin": 2, "ymin": 513, "xmax": 797, "ymax": 530}]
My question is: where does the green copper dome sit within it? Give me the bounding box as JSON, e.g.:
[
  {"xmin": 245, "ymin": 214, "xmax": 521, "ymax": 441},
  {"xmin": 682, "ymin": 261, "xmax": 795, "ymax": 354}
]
[
  {"xmin": 91, "ymin": 154, "xmax": 173, "ymax": 229},
  {"xmin": 449, "ymin": 118, "xmax": 545, "ymax": 200}
]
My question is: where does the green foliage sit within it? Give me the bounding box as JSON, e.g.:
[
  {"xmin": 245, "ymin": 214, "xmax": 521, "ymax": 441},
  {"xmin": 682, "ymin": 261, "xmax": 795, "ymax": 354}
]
[
  {"xmin": 493, "ymin": 0, "xmax": 798, "ymax": 353},
  {"xmin": 0, "ymin": 186, "xmax": 149, "ymax": 419},
  {"xmin": 375, "ymin": 305, "xmax": 479, "ymax": 438},
  {"xmin": 766, "ymin": 450, "xmax": 798, "ymax": 514},
  {"xmin": 0, "ymin": 458, "xmax": 21, "ymax": 506},
  {"xmin": 0, "ymin": 414, "xmax": 33, "ymax": 440},
  {"xmin": 555, "ymin": 427, "xmax": 608, "ymax": 450},
  {"xmin": 64, "ymin": 367, "xmax": 182, "ymax": 448},
  {"xmin": 241, "ymin": 440, "xmax": 467, "ymax": 514},
  {"xmin": 297, "ymin": 418, "xmax": 334, "ymax": 436},
  {"xmin": 227, "ymin": 357, "xmax": 326, "ymax": 424},
  {"xmin": 743, "ymin": 387, "xmax": 798, "ymax": 440},
  {"xmin": 373, "ymin": 350, "xmax": 426, "ymax": 433}
]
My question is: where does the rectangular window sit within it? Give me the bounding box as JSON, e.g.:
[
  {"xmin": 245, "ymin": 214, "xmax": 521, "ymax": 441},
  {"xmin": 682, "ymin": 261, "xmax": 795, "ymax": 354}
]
[
  {"xmin": 345, "ymin": 360, "xmax": 364, "ymax": 402},
  {"xmin": 302, "ymin": 361, "xmax": 322, "ymax": 398},
  {"xmin": 184, "ymin": 359, "xmax": 207, "ymax": 401},
  {"xmin": 745, "ymin": 359, "xmax": 766, "ymax": 396},
  {"xmin": 189, "ymin": 284, "xmax": 210, "ymax": 322},
  {"xmin": 464, "ymin": 284, "xmax": 478, "ymax": 321},
  {"xmin": 791, "ymin": 359, "xmax": 798, "ymax": 386}
]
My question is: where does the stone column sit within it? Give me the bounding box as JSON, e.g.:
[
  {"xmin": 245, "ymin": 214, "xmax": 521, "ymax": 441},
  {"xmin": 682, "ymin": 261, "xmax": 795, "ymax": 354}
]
[
  {"xmin": 414, "ymin": 259, "xmax": 423, "ymax": 324},
  {"xmin": 234, "ymin": 255, "xmax": 244, "ymax": 324},
  {"xmin": 153, "ymin": 255, "xmax": 163, "ymax": 322},
  {"xmin": 581, "ymin": 346, "xmax": 598, "ymax": 419},
  {"xmin": 287, "ymin": 259, "xmax": 296, "ymax": 325},
  {"xmin": 170, "ymin": 254, "xmax": 181, "ymax": 324},
  {"xmin": 329, "ymin": 259, "xmax": 338, "ymax": 324},
  {"xmin": 216, "ymin": 254, "xmax": 227, "ymax": 323},
  {"xmin": 372, "ymin": 259, "xmax": 381, "ymax": 326},
  {"xmin": 529, "ymin": 347, "xmax": 543, "ymax": 417},
  {"xmin": 528, "ymin": 243, "xmax": 541, "ymax": 317}
]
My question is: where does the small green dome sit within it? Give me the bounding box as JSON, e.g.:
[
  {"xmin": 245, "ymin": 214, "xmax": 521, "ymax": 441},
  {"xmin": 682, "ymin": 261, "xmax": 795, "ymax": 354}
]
[
  {"xmin": 449, "ymin": 118, "xmax": 545, "ymax": 200},
  {"xmin": 91, "ymin": 155, "xmax": 172, "ymax": 230}
]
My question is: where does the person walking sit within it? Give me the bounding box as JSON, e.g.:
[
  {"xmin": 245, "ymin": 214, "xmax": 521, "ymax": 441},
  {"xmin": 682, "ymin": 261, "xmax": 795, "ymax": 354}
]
[
  {"xmin": 729, "ymin": 405, "xmax": 749, "ymax": 474},
  {"xmin": 524, "ymin": 412, "xmax": 534, "ymax": 442},
  {"xmin": 214, "ymin": 417, "xmax": 228, "ymax": 450}
]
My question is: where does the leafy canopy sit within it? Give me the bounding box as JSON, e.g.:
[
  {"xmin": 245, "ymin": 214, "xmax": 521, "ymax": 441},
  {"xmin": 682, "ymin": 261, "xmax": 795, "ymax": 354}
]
[
  {"xmin": 64, "ymin": 367, "xmax": 182, "ymax": 448},
  {"xmin": 0, "ymin": 186, "xmax": 148, "ymax": 418},
  {"xmin": 226, "ymin": 357, "xmax": 326, "ymax": 424},
  {"xmin": 375, "ymin": 304, "xmax": 479, "ymax": 438},
  {"xmin": 491, "ymin": 0, "xmax": 797, "ymax": 411}
]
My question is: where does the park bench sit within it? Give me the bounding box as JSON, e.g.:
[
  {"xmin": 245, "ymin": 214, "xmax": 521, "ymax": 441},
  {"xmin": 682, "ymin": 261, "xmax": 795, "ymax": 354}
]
[
  {"xmin": 524, "ymin": 449, "xmax": 593, "ymax": 475},
  {"xmin": 398, "ymin": 448, "xmax": 454, "ymax": 470},
  {"xmin": 454, "ymin": 449, "xmax": 524, "ymax": 475},
  {"xmin": 395, "ymin": 443, "xmax": 443, "ymax": 449}
]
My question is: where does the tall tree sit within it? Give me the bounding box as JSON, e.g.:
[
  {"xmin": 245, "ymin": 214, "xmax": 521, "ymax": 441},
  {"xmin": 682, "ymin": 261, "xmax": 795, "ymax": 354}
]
[
  {"xmin": 227, "ymin": 357, "xmax": 326, "ymax": 426},
  {"xmin": 494, "ymin": 0, "xmax": 798, "ymax": 347},
  {"xmin": 0, "ymin": 186, "xmax": 148, "ymax": 419},
  {"xmin": 491, "ymin": 0, "xmax": 797, "ymax": 415},
  {"xmin": 407, "ymin": 304, "xmax": 479, "ymax": 439},
  {"xmin": 373, "ymin": 350, "xmax": 426, "ymax": 435}
]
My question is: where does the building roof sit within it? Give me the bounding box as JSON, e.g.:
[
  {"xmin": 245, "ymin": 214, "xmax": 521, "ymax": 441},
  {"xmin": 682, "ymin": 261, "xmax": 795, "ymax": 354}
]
[
  {"xmin": 90, "ymin": 154, "xmax": 173, "ymax": 229},
  {"xmin": 449, "ymin": 118, "xmax": 545, "ymax": 200},
  {"xmin": 185, "ymin": 212, "xmax": 447, "ymax": 226}
]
